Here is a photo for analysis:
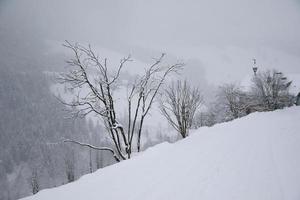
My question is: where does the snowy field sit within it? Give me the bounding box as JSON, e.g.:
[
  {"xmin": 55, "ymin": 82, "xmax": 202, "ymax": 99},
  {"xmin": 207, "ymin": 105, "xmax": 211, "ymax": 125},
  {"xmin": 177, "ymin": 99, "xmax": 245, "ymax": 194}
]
[{"xmin": 22, "ymin": 106, "xmax": 300, "ymax": 200}]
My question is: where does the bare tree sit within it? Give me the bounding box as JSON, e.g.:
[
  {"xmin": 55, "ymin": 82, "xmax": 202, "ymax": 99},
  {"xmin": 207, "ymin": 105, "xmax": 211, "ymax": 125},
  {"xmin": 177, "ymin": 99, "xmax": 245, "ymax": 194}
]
[
  {"xmin": 250, "ymin": 70, "xmax": 293, "ymax": 111},
  {"xmin": 216, "ymin": 83, "xmax": 248, "ymax": 120},
  {"xmin": 160, "ymin": 80, "xmax": 203, "ymax": 138},
  {"xmin": 63, "ymin": 148, "xmax": 76, "ymax": 183},
  {"xmin": 29, "ymin": 167, "xmax": 39, "ymax": 195},
  {"xmin": 89, "ymin": 148, "xmax": 93, "ymax": 173},
  {"xmin": 58, "ymin": 41, "xmax": 183, "ymax": 161},
  {"xmin": 193, "ymin": 110, "xmax": 217, "ymax": 128},
  {"xmin": 64, "ymin": 157, "xmax": 75, "ymax": 183}
]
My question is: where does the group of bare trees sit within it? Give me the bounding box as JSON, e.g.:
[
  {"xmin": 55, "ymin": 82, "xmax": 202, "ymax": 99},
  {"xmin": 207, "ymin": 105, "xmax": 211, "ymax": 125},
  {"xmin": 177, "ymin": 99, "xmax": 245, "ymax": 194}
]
[
  {"xmin": 194, "ymin": 69, "xmax": 295, "ymax": 128},
  {"xmin": 58, "ymin": 41, "xmax": 207, "ymax": 163},
  {"xmin": 59, "ymin": 41, "xmax": 184, "ymax": 162},
  {"xmin": 59, "ymin": 41, "xmax": 295, "ymax": 164}
]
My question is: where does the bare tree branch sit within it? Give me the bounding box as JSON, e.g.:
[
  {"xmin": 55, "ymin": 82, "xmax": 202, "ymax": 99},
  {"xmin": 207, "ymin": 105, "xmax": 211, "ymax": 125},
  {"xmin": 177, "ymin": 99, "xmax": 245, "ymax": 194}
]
[{"xmin": 64, "ymin": 139, "xmax": 120, "ymax": 162}]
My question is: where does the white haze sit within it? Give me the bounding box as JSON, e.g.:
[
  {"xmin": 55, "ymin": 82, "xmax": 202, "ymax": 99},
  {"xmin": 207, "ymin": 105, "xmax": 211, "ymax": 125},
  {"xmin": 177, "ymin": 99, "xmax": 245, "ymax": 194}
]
[
  {"xmin": 1, "ymin": 1, "xmax": 300, "ymax": 199},
  {"xmin": 1, "ymin": 0, "xmax": 300, "ymax": 85}
]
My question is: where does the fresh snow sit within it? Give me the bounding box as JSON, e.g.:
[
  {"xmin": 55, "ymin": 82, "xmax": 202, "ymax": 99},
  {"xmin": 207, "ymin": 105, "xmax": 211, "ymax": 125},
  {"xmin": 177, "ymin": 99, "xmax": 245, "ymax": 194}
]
[{"xmin": 23, "ymin": 107, "xmax": 300, "ymax": 200}]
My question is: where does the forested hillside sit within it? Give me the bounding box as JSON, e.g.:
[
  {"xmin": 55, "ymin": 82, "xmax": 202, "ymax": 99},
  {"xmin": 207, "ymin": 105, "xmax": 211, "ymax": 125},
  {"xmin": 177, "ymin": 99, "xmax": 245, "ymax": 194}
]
[{"xmin": 0, "ymin": 68, "xmax": 114, "ymax": 199}]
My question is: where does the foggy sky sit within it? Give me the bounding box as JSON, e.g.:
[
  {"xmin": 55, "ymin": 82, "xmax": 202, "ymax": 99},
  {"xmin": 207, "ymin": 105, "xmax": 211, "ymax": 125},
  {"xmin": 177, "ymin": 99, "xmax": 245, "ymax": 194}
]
[{"xmin": 1, "ymin": 0, "xmax": 300, "ymax": 85}]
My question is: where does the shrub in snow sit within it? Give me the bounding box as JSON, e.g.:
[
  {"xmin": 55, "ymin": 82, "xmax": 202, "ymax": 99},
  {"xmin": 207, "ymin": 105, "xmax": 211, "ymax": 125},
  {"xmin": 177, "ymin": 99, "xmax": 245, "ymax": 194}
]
[
  {"xmin": 249, "ymin": 70, "xmax": 294, "ymax": 111},
  {"xmin": 194, "ymin": 70, "xmax": 295, "ymax": 128}
]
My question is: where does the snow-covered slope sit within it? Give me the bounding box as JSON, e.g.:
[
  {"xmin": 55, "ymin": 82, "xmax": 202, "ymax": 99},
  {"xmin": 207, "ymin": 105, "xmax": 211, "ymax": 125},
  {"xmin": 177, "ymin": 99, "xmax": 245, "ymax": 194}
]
[{"xmin": 23, "ymin": 107, "xmax": 300, "ymax": 200}]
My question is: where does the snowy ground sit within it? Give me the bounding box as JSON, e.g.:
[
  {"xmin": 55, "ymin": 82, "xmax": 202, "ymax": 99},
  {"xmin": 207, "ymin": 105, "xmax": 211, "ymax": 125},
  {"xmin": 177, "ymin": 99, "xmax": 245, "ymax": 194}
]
[{"xmin": 22, "ymin": 106, "xmax": 300, "ymax": 200}]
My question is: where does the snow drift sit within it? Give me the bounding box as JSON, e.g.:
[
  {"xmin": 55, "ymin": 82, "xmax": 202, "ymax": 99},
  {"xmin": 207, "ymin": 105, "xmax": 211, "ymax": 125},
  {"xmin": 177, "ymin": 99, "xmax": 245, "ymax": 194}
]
[{"xmin": 23, "ymin": 107, "xmax": 300, "ymax": 200}]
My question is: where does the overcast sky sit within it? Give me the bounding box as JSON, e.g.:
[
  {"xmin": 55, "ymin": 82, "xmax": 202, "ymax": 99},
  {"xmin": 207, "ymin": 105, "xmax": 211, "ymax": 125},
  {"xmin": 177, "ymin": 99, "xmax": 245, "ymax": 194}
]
[{"xmin": 1, "ymin": 0, "xmax": 300, "ymax": 85}]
